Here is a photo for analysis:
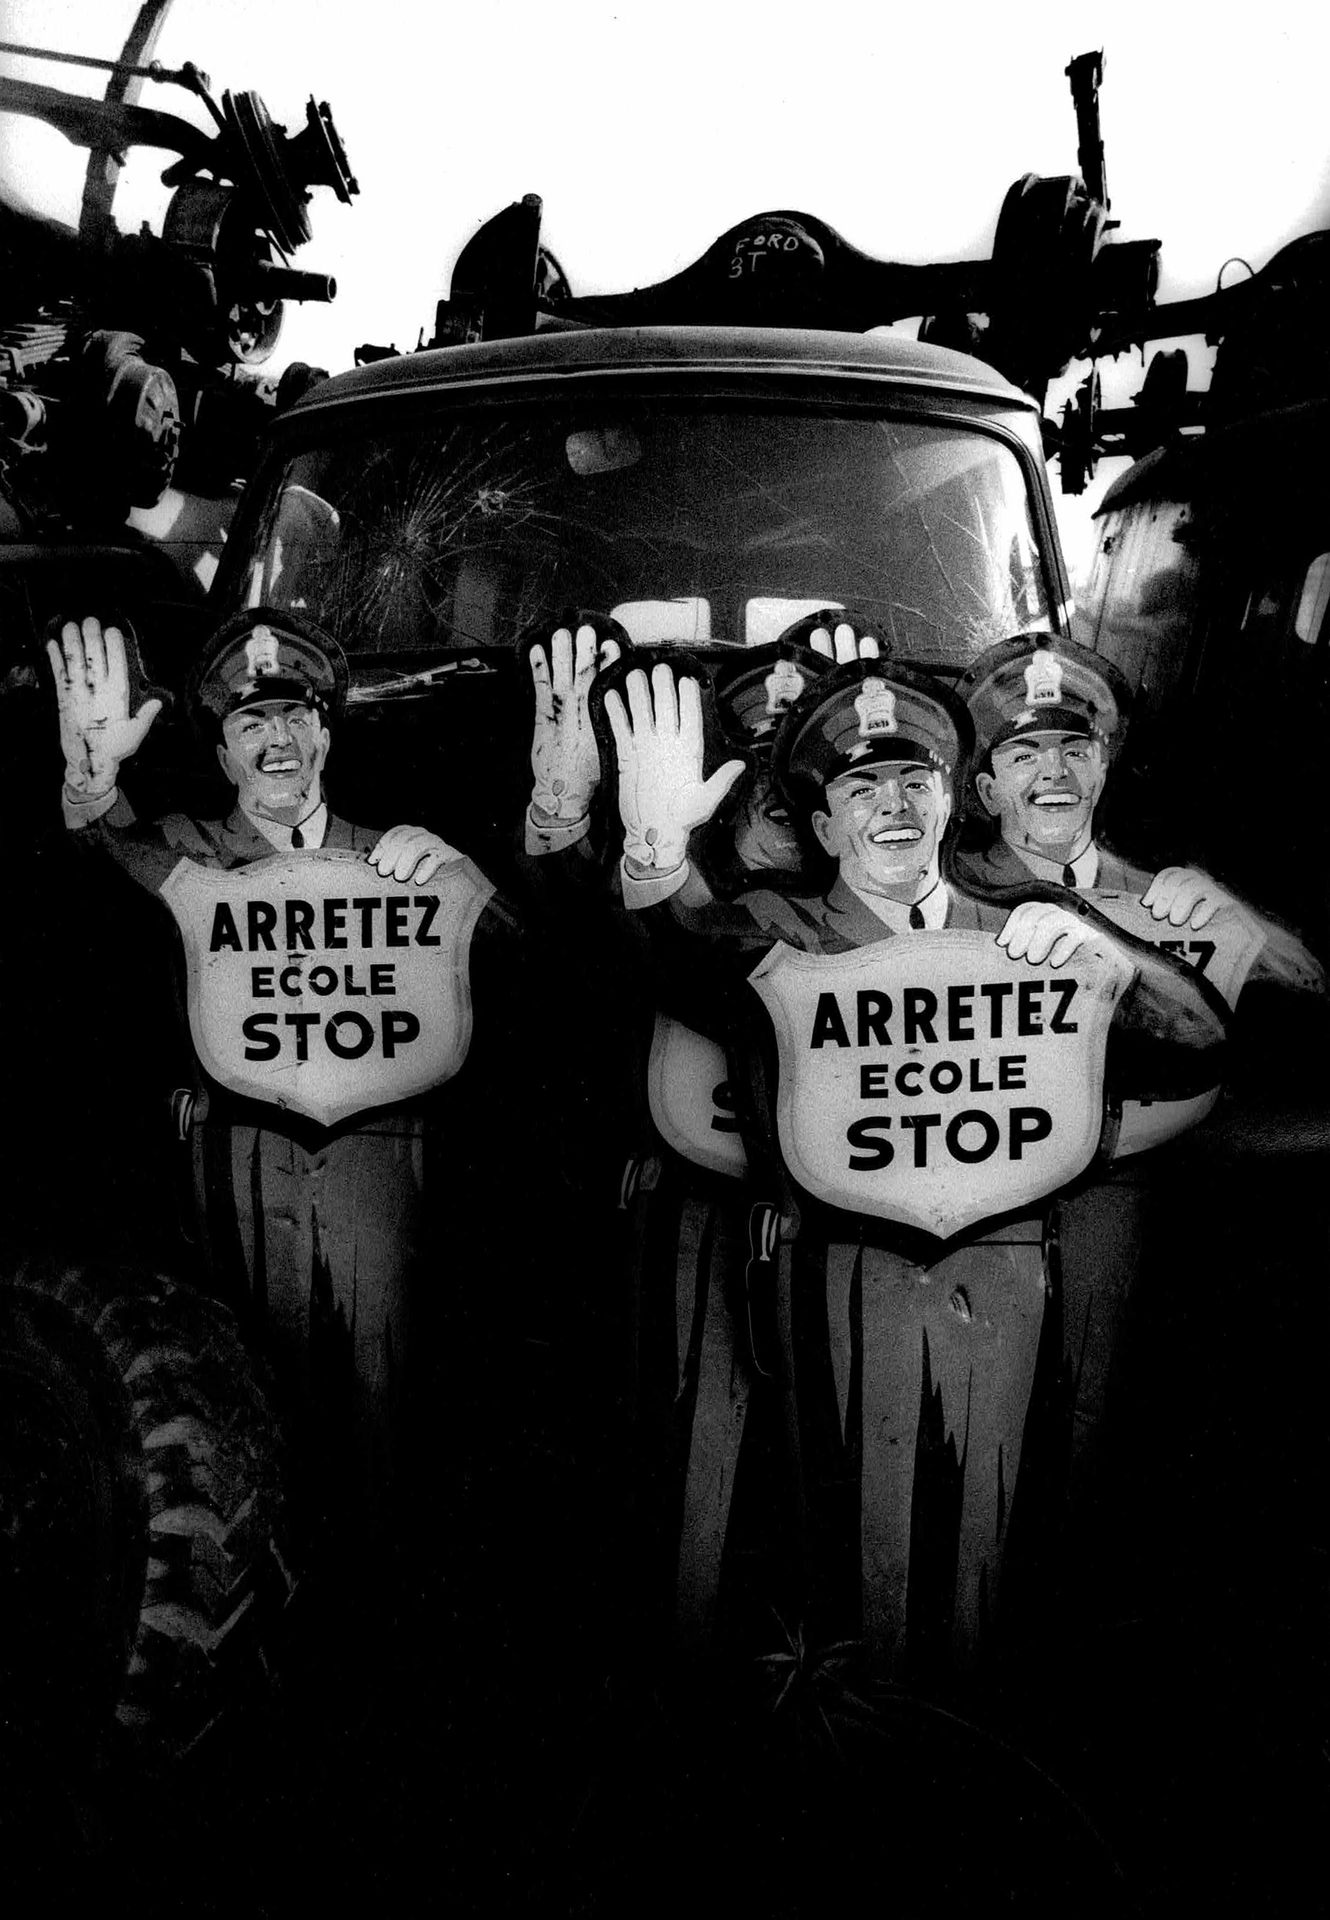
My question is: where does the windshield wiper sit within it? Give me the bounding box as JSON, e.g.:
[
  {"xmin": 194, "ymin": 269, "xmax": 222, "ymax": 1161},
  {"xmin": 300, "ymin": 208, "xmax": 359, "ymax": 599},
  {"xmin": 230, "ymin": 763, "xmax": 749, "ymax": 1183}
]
[{"xmin": 346, "ymin": 657, "xmax": 497, "ymax": 701}]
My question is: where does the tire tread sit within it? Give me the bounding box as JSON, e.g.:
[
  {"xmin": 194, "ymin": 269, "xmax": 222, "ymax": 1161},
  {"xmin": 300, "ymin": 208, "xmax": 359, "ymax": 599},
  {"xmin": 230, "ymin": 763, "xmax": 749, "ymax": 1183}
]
[{"xmin": 1, "ymin": 1253, "xmax": 292, "ymax": 1755}]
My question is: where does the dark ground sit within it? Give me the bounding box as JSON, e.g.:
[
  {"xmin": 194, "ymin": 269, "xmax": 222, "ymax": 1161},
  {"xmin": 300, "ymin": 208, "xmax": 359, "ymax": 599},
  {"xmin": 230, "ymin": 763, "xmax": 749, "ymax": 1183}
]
[{"xmin": 7, "ymin": 1137, "xmax": 1323, "ymax": 1918}]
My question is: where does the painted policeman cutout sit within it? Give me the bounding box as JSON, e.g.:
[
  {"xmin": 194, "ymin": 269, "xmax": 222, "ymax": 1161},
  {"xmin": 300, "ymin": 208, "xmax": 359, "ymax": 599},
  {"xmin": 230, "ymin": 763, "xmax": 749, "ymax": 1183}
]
[
  {"xmin": 951, "ymin": 632, "xmax": 1327, "ymax": 1552},
  {"xmin": 964, "ymin": 639, "xmax": 1127, "ymax": 888},
  {"xmin": 956, "ymin": 633, "xmax": 1324, "ymax": 994},
  {"xmin": 699, "ymin": 615, "xmax": 885, "ymax": 897},
  {"xmin": 53, "ymin": 610, "xmax": 455, "ymax": 879},
  {"xmin": 47, "ymin": 609, "xmax": 498, "ymax": 1537},
  {"xmin": 595, "ymin": 656, "xmax": 1229, "ymax": 1681},
  {"xmin": 955, "ymin": 633, "xmax": 1324, "ymax": 1151}
]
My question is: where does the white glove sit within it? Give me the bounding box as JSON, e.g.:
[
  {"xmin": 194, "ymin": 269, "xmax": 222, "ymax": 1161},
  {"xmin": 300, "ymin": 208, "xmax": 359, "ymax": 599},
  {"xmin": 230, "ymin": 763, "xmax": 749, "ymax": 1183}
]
[
  {"xmin": 808, "ymin": 620, "xmax": 881, "ymax": 663},
  {"xmin": 528, "ymin": 623, "xmax": 621, "ymax": 823},
  {"xmin": 602, "ymin": 664, "xmax": 745, "ymax": 873},
  {"xmin": 368, "ymin": 825, "xmax": 461, "ymax": 883},
  {"xmin": 46, "ymin": 616, "xmax": 162, "ymax": 802},
  {"xmin": 1141, "ymin": 866, "xmax": 1237, "ymax": 932},
  {"xmin": 997, "ymin": 900, "xmax": 1133, "ymax": 979}
]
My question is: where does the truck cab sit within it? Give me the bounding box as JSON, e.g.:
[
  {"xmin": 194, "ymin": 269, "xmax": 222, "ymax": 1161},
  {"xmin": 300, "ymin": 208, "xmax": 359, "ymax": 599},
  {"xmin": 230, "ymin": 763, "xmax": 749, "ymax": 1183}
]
[{"xmin": 208, "ymin": 323, "xmax": 1067, "ymax": 877}]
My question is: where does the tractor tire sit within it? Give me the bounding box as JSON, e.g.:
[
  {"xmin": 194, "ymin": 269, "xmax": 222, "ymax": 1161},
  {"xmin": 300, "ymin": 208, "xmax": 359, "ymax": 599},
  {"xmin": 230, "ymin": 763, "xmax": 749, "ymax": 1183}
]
[{"xmin": 0, "ymin": 1255, "xmax": 294, "ymax": 1761}]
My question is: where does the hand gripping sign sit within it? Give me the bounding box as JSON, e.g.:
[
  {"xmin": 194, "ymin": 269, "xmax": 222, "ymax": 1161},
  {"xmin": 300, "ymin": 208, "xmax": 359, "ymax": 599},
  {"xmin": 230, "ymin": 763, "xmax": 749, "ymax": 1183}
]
[
  {"xmin": 162, "ymin": 849, "xmax": 494, "ymax": 1126},
  {"xmin": 750, "ymin": 929, "xmax": 1126, "ymax": 1238},
  {"xmin": 1092, "ymin": 891, "xmax": 1266, "ymax": 1008}
]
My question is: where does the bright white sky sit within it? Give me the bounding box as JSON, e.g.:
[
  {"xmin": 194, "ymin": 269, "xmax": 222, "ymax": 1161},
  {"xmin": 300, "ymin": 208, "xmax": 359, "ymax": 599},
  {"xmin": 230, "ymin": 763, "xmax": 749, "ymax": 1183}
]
[{"xmin": 3, "ymin": 0, "xmax": 1329, "ymax": 575}]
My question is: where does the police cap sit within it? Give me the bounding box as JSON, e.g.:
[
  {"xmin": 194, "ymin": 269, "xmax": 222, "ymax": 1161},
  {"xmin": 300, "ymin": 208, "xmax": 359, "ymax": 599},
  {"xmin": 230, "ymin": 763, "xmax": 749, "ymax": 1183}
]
[
  {"xmin": 714, "ymin": 641, "xmax": 827, "ymax": 747},
  {"xmin": 774, "ymin": 659, "xmax": 968, "ymax": 813},
  {"xmin": 719, "ymin": 609, "xmax": 893, "ymax": 747},
  {"xmin": 191, "ymin": 608, "xmax": 347, "ymax": 732},
  {"xmin": 959, "ymin": 634, "xmax": 1129, "ymax": 764}
]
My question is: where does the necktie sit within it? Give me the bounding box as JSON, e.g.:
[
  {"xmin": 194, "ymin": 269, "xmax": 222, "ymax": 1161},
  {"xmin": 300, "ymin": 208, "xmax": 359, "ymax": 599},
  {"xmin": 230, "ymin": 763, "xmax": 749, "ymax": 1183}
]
[
  {"xmin": 1062, "ymin": 863, "xmax": 1077, "ymax": 887},
  {"xmin": 908, "ymin": 905, "xmax": 924, "ymax": 929},
  {"xmin": 291, "ymin": 826, "xmax": 304, "ymax": 849}
]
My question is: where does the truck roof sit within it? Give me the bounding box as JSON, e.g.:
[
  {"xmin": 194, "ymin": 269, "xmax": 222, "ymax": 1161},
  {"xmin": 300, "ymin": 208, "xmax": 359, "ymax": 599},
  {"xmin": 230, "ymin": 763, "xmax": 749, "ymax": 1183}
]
[{"xmin": 284, "ymin": 325, "xmax": 1036, "ymax": 419}]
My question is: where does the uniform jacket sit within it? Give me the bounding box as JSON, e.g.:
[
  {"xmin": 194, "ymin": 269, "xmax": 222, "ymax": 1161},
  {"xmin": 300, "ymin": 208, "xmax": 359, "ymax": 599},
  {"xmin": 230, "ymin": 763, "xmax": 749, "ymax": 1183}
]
[
  {"xmin": 954, "ymin": 835, "xmax": 1155, "ymax": 898},
  {"xmin": 736, "ymin": 876, "xmax": 999, "ymax": 953},
  {"xmin": 83, "ymin": 794, "xmax": 378, "ymax": 892},
  {"xmin": 667, "ymin": 873, "xmax": 998, "ymax": 962}
]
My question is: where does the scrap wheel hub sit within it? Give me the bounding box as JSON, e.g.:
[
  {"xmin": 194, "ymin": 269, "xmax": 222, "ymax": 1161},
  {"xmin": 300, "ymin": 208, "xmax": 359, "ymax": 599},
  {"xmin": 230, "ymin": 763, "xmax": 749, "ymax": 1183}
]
[{"xmin": 223, "ymin": 89, "xmax": 312, "ymax": 253}]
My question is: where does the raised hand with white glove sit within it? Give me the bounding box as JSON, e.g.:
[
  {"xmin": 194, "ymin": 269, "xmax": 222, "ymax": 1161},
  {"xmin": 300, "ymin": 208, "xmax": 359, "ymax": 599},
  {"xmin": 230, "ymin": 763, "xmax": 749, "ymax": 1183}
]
[
  {"xmin": 602, "ymin": 663, "xmax": 745, "ymax": 901},
  {"xmin": 807, "ymin": 617, "xmax": 882, "ymax": 664},
  {"xmin": 47, "ymin": 615, "xmax": 162, "ymax": 826},
  {"xmin": 525, "ymin": 617, "xmax": 624, "ymax": 854}
]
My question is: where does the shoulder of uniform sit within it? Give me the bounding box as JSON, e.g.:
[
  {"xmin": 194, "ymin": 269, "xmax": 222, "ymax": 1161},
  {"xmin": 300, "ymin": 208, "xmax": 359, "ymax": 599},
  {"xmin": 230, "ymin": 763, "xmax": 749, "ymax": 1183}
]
[
  {"xmin": 159, "ymin": 811, "xmax": 220, "ymax": 852},
  {"xmin": 1097, "ymin": 846, "xmax": 1154, "ymax": 892},
  {"xmin": 952, "ymin": 892, "xmax": 1005, "ymax": 930},
  {"xmin": 741, "ymin": 887, "xmax": 820, "ymax": 937}
]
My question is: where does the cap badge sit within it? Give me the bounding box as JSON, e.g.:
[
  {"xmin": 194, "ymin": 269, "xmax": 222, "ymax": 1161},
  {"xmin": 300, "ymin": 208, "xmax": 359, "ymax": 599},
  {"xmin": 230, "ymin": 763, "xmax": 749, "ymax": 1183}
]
[
  {"xmin": 764, "ymin": 659, "xmax": 806, "ymax": 718},
  {"xmin": 854, "ymin": 677, "xmax": 898, "ymax": 739},
  {"xmin": 244, "ymin": 625, "xmax": 282, "ymax": 682},
  {"xmin": 1023, "ymin": 650, "xmax": 1064, "ymax": 708}
]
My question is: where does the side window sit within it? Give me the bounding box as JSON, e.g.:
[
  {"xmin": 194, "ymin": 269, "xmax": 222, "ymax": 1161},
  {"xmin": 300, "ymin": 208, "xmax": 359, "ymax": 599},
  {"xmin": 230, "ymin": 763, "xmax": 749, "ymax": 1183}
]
[
  {"xmin": 744, "ymin": 598, "xmax": 843, "ymax": 647},
  {"xmin": 1236, "ymin": 548, "xmax": 1330, "ymax": 735},
  {"xmin": 1076, "ymin": 499, "xmax": 1202, "ymax": 717},
  {"xmin": 246, "ymin": 484, "xmax": 342, "ymax": 610},
  {"xmin": 611, "ymin": 598, "xmax": 712, "ymax": 647},
  {"xmin": 1241, "ymin": 549, "xmax": 1330, "ymax": 652}
]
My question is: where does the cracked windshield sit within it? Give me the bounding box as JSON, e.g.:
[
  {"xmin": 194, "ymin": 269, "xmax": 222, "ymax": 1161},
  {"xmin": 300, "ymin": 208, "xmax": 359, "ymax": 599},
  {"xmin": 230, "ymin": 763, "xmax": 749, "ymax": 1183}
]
[{"xmin": 242, "ymin": 405, "xmax": 1051, "ymax": 673}]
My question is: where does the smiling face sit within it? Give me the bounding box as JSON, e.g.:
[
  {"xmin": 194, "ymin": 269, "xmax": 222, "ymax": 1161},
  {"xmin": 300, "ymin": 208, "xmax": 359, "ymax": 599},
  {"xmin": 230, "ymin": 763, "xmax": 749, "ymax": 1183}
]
[
  {"xmin": 975, "ymin": 729, "xmax": 1106, "ymax": 861},
  {"xmin": 731, "ymin": 762, "xmax": 804, "ymax": 872},
  {"xmin": 218, "ymin": 698, "xmax": 330, "ymax": 823},
  {"xmin": 812, "ymin": 757, "xmax": 951, "ymax": 899}
]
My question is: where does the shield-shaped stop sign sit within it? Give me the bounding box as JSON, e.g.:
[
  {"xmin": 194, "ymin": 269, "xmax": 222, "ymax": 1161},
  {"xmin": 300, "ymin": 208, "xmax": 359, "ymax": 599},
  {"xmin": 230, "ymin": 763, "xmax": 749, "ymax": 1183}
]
[
  {"xmin": 163, "ymin": 849, "xmax": 494, "ymax": 1126},
  {"xmin": 749, "ymin": 929, "xmax": 1125, "ymax": 1238},
  {"xmin": 646, "ymin": 1013, "xmax": 749, "ymax": 1178}
]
